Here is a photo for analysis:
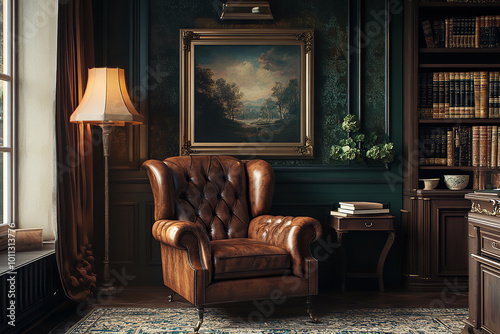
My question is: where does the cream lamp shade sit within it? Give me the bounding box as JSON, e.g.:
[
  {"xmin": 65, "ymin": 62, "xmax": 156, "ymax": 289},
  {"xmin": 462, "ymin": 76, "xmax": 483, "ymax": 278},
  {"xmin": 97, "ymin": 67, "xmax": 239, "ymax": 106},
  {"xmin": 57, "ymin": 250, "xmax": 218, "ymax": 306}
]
[{"xmin": 70, "ymin": 67, "xmax": 144, "ymax": 125}]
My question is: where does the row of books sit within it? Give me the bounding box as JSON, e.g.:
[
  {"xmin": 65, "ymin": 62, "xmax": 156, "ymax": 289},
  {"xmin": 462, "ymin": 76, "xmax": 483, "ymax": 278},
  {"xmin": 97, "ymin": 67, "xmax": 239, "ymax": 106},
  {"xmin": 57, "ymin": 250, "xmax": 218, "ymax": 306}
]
[
  {"xmin": 422, "ymin": 16, "xmax": 500, "ymax": 48},
  {"xmin": 420, "ymin": 126, "xmax": 500, "ymax": 168},
  {"xmin": 330, "ymin": 202, "xmax": 389, "ymax": 217},
  {"xmin": 418, "ymin": 71, "xmax": 500, "ymax": 119}
]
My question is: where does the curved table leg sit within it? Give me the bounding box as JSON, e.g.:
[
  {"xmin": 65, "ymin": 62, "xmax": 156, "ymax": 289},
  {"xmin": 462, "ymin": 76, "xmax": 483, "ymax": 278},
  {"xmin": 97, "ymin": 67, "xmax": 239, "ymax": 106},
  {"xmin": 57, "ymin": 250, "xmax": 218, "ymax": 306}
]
[{"xmin": 377, "ymin": 231, "xmax": 396, "ymax": 292}]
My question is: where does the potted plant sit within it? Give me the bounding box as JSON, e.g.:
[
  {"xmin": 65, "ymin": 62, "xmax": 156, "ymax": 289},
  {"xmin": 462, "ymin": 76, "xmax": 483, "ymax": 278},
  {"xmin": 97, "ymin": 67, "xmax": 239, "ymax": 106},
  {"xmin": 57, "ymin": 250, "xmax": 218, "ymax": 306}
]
[{"xmin": 330, "ymin": 114, "xmax": 394, "ymax": 167}]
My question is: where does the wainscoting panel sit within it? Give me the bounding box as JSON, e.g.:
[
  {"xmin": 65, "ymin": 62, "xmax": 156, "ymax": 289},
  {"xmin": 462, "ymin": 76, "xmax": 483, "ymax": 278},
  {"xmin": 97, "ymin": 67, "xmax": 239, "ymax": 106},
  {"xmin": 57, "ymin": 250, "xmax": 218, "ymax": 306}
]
[{"xmin": 109, "ymin": 202, "xmax": 139, "ymax": 264}]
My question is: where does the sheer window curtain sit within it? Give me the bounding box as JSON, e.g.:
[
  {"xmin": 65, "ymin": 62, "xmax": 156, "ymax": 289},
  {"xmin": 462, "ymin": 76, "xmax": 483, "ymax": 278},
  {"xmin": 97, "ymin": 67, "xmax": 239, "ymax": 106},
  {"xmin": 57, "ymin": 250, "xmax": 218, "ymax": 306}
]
[{"xmin": 55, "ymin": 0, "xmax": 96, "ymax": 302}]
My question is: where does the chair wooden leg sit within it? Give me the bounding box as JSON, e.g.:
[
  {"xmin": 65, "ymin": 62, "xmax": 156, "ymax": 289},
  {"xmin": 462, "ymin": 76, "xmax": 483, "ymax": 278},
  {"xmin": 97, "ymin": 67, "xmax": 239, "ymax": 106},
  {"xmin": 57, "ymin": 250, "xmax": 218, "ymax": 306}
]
[
  {"xmin": 306, "ymin": 296, "xmax": 320, "ymax": 323},
  {"xmin": 193, "ymin": 307, "xmax": 204, "ymax": 333},
  {"xmin": 168, "ymin": 292, "xmax": 175, "ymax": 302}
]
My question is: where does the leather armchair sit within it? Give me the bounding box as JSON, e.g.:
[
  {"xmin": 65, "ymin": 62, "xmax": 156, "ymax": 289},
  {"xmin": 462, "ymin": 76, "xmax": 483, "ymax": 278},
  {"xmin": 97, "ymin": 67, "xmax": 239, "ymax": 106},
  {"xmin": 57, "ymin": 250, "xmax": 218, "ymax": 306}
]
[{"xmin": 142, "ymin": 156, "xmax": 322, "ymax": 332}]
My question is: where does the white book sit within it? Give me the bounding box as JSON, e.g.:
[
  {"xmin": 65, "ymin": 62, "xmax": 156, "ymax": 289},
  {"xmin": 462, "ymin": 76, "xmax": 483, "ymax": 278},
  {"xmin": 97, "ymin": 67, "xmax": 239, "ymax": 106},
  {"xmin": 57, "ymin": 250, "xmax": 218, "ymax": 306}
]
[
  {"xmin": 330, "ymin": 210, "xmax": 350, "ymax": 217},
  {"xmin": 338, "ymin": 208, "xmax": 390, "ymax": 215},
  {"xmin": 338, "ymin": 201, "xmax": 384, "ymax": 210}
]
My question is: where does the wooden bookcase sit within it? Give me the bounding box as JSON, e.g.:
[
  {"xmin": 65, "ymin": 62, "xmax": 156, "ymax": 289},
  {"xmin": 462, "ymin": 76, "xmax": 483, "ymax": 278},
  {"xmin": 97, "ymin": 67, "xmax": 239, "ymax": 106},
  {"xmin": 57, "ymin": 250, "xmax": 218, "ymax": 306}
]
[{"xmin": 403, "ymin": 0, "xmax": 500, "ymax": 290}]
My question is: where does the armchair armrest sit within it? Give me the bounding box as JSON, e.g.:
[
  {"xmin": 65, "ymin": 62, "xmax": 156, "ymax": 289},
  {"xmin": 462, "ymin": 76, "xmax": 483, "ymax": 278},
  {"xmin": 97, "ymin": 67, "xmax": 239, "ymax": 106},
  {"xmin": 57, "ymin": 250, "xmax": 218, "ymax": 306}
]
[
  {"xmin": 152, "ymin": 219, "xmax": 212, "ymax": 280},
  {"xmin": 248, "ymin": 215, "xmax": 322, "ymax": 277}
]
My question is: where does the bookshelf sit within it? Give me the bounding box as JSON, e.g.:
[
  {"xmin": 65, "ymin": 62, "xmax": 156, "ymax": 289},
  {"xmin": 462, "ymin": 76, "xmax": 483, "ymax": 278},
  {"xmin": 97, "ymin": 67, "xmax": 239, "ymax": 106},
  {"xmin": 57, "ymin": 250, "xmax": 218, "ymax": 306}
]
[{"xmin": 402, "ymin": 0, "xmax": 500, "ymax": 291}]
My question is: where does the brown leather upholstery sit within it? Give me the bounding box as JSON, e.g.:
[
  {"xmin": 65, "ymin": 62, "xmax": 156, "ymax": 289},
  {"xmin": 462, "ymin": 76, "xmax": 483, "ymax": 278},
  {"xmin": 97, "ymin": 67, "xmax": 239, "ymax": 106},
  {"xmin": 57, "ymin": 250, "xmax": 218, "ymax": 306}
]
[
  {"xmin": 142, "ymin": 155, "xmax": 322, "ymax": 307},
  {"xmin": 152, "ymin": 219, "xmax": 213, "ymax": 283},
  {"xmin": 165, "ymin": 156, "xmax": 249, "ymax": 240},
  {"xmin": 248, "ymin": 215, "xmax": 322, "ymax": 277},
  {"xmin": 211, "ymin": 238, "xmax": 290, "ymax": 280},
  {"xmin": 245, "ymin": 159, "xmax": 274, "ymax": 217}
]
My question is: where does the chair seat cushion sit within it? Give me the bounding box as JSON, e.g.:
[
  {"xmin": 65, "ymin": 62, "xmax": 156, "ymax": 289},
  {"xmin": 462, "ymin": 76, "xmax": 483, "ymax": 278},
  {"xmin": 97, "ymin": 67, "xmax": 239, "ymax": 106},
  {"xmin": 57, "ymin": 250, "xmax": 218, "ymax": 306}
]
[{"xmin": 211, "ymin": 238, "xmax": 291, "ymax": 281}]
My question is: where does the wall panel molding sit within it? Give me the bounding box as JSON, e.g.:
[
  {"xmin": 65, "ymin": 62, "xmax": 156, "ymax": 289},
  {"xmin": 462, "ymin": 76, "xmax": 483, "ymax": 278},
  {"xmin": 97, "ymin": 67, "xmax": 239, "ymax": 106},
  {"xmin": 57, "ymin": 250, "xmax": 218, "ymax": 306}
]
[{"xmin": 109, "ymin": 202, "xmax": 139, "ymax": 264}]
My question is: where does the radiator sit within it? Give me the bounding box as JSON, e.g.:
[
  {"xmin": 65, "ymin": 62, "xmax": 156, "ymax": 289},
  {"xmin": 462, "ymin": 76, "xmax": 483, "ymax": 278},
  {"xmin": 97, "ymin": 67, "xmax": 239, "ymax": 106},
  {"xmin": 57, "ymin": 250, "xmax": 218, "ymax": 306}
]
[{"xmin": 0, "ymin": 251, "xmax": 61, "ymax": 333}]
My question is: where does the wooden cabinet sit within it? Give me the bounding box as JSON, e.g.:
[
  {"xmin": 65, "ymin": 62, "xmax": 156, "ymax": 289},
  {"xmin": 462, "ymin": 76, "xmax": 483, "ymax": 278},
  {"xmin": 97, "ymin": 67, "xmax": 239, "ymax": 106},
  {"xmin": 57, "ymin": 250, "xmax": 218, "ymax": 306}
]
[
  {"xmin": 403, "ymin": 0, "xmax": 500, "ymax": 290},
  {"xmin": 403, "ymin": 190, "xmax": 469, "ymax": 290},
  {"xmin": 464, "ymin": 192, "xmax": 500, "ymax": 334}
]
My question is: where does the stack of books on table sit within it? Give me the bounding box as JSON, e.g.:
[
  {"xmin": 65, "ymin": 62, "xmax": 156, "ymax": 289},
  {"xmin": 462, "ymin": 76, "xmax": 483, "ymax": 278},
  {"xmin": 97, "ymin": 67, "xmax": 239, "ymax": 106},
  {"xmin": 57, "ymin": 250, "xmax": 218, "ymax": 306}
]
[{"xmin": 330, "ymin": 201, "xmax": 390, "ymax": 217}]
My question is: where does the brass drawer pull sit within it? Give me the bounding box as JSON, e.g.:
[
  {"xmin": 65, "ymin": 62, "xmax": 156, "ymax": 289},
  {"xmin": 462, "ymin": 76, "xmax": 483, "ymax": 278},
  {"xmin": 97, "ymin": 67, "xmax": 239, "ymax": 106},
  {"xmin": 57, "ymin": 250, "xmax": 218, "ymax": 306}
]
[
  {"xmin": 365, "ymin": 222, "xmax": 373, "ymax": 228},
  {"xmin": 492, "ymin": 242, "xmax": 500, "ymax": 250}
]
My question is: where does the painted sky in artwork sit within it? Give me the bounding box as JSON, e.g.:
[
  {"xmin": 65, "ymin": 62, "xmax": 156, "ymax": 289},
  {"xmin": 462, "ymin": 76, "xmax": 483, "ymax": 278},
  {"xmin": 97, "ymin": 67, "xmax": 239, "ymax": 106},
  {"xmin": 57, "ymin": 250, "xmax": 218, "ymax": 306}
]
[{"xmin": 194, "ymin": 45, "xmax": 301, "ymax": 103}]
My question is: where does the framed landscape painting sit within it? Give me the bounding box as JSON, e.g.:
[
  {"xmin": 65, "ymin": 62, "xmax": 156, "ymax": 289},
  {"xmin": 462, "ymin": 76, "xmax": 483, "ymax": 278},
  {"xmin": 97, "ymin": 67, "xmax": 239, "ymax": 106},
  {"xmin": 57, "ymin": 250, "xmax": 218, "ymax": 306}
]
[{"xmin": 180, "ymin": 29, "xmax": 314, "ymax": 158}]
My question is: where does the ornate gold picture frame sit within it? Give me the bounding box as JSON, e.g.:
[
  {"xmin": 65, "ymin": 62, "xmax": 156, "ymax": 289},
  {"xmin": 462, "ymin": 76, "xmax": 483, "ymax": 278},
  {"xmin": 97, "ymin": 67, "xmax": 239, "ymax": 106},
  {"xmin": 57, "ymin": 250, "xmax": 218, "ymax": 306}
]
[{"xmin": 180, "ymin": 29, "xmax": 314, "ymax": 158}]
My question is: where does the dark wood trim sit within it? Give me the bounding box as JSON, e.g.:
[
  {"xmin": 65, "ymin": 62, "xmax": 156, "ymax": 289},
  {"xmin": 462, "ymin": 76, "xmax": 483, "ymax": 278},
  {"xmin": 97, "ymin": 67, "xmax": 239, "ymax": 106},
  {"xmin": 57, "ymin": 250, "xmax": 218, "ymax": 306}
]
[
  {"xmin": 403, "ymin": 0, "xmax": 419, "ymax": 193},
  {"xmin": 273, "ymin": 164, "xmax": 390, "ymax": 172},
  {"xmin": 420, "ymin": 2, "xmax": 500, "ymax": 8},
  {"xmin": 347, "ymin": 0, "xmax": 391, "ymax": 138},
  {"xmin": 419, "ymin": 48, "xmax": 500, "ymax": 53},
  {"xmin": 275, "ymin": 177, "xmax": 402, "ymax": 185},
  {"xmin": 420, "ymin": 64, "xmax": 500, "ymax": 69},
  {"xmin": 272, "ymin": 203, "xmax": 332, "ymax": 208},
  {"xmin": 419, "ymin": 119, "xmax": 500, "ymax": 124},
  {"xmin": 347, "ymin": 0, "xmax": 361, "ymax": 119}
]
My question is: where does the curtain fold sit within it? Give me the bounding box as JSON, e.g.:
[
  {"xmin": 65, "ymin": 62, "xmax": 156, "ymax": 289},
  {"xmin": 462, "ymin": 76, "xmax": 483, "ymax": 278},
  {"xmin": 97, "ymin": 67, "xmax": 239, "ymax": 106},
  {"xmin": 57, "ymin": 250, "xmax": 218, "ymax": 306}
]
[{"xmin": 56, "ymin": 0, "xmax": 96, "ymax": 302}]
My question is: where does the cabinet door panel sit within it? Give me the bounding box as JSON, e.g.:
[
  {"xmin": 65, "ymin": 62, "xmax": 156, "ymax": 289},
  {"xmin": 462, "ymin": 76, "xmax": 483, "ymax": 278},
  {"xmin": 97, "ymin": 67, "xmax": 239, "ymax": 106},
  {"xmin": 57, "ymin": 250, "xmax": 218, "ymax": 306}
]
[
  {"xmin": 438, "ymin": 210, "xmax": 468, "ymax": 275},
  {"xmin": 432, "ymin": 200, "xmax": 469, "ymax": 277},
  {"xmin": 482, "ymin": 264, "xmax": 500, "ymax": 333}
]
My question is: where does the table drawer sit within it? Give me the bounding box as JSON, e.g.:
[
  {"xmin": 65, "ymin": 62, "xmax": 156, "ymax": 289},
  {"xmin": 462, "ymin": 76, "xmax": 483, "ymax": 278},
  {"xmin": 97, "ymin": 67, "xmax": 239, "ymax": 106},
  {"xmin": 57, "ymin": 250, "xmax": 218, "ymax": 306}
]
[
  {"xmin": 481, "ymin": 231, "xmax": 500, "ymax": 260},
  {"xmin": 334, "ymin": 219, "xmax": 394, "ymax": 231}
]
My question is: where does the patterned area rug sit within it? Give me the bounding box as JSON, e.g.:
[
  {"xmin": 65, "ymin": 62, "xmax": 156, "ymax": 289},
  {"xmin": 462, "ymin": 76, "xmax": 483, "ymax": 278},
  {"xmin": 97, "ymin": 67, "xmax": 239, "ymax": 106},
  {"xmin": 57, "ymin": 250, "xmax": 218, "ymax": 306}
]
[{"xmin": 67, "ymin": 307, "xmax": 467, "ymax": 333}]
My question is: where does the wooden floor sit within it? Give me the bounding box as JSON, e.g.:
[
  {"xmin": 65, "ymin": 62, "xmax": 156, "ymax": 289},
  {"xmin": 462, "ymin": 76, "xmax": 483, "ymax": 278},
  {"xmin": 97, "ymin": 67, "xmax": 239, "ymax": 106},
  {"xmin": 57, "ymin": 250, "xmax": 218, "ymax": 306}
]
[{"xmin": 27, "ymin": 286, "xmax": 468, "ymax": 333}]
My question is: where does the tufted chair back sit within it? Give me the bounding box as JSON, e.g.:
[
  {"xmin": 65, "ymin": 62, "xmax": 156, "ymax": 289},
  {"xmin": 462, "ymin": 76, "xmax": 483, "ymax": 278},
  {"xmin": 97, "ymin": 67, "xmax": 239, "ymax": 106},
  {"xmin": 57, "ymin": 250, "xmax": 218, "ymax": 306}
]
[{"xmin": 162, "ymin": 156, "xmax": 254, "ymax": 240}]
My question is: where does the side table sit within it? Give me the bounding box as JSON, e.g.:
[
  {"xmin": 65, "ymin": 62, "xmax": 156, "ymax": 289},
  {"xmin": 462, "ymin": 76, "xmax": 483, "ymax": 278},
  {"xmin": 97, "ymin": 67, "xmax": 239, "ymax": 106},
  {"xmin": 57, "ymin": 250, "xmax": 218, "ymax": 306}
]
[{"xmin": 329, "ymin": 214, "xmax": 395, "ymax": 292}]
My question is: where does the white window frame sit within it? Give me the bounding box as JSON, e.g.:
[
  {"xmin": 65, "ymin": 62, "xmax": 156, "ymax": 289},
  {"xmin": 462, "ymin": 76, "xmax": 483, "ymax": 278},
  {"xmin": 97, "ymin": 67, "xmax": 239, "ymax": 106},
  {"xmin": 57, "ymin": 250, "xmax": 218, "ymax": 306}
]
[{"xmin": 1, "ymin": 0, "xmax": 14, "ymax": 227}]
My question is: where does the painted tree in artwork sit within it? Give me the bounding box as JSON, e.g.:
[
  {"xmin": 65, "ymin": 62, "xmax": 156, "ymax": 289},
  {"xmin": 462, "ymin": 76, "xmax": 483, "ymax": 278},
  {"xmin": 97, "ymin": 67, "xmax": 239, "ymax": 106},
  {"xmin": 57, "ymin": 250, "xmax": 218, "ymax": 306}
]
[
  {"xmin": 195, "ymin": 67, "xmax": 216, "ymax": 97},
  {"xmin": 215, "ymin": 78, "xmax": 244, "ymax": 121},
  {"xmin": 270, "ymin": 79, "xmax": 300, "ymax": 120},
  {"xmin": 259, "ymin": 98, "xmax": 278, "ymax": 122},
  {"xmin": 282, "ymin": 78, "xmax": 300, "ymax": 119},
  {"xmin": 271, "ymin": 82, "xmax": 284, "ymax": 119}
]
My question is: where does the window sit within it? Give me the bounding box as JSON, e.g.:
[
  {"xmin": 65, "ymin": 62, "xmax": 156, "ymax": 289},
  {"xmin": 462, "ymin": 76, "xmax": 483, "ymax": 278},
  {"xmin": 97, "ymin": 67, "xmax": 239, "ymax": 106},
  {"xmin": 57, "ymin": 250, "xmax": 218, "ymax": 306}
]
[{"xmin": 0, "ymin": 0, "xmax": 13, "ymax": 226}]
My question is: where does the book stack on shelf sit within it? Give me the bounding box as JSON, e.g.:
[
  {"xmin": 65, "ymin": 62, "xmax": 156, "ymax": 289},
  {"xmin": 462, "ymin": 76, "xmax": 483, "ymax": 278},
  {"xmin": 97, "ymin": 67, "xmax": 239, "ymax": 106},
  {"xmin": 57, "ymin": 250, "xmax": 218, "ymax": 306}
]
[
  {"xmin": 421, "ymin": 15, "xmax": 500, "ymax": 49},
  {"xmin": 420, "ymin": 125, "xmax": 500, "ymax": 168},
  {"xmin": 330, "ymin": 202, "xmax": 390, "ymax": 217},
  {"xmin": 418, "ymin": 71, "xmax": 500, "ymax": 119}
]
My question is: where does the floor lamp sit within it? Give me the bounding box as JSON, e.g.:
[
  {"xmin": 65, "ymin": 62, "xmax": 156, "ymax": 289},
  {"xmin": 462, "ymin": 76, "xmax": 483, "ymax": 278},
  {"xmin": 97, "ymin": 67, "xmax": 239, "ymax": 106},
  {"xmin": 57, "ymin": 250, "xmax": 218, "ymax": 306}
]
[{"xmin": 70, "ymin": 68, "xmax": 144, "ymax": 290}]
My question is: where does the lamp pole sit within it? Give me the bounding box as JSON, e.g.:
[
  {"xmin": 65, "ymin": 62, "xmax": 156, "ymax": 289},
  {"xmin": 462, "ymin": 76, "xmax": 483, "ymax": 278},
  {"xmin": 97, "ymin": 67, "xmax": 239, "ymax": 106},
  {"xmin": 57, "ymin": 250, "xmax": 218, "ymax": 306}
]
[{"xmin": 101, "ymin": 124, "xmax": 113, "ymax": 289}]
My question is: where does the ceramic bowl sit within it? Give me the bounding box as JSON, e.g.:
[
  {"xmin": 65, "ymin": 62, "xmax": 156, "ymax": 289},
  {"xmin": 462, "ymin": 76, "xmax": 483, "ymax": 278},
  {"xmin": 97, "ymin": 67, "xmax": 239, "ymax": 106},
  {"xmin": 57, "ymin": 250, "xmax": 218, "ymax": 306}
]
[
  {"xmin": 444, "ymin": 175, "xmax": 470, "ymax": 190},
  {"xmin": 419, "ymin": 178, "xmax": 440, "ymax": 190}
]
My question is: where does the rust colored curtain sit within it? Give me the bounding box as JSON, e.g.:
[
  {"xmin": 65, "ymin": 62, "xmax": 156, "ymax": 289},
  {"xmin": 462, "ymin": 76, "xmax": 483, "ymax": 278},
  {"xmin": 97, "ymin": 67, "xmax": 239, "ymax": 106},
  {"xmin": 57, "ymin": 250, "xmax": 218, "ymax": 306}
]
[{"xmin": 56, "ymin": 0, "xmax": 96, "ymax": 302}]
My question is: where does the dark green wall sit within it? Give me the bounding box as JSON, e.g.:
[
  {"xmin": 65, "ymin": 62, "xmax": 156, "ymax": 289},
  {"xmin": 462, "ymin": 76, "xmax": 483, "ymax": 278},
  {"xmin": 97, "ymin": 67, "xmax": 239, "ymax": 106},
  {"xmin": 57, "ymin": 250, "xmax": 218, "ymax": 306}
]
[{"xmin": 93, "ymin": 0, "xmax": 404, "ymax": 290}]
